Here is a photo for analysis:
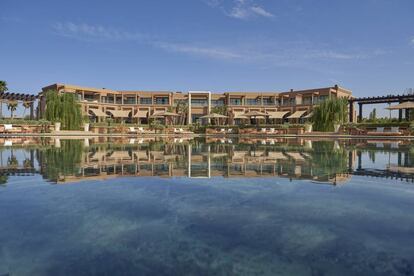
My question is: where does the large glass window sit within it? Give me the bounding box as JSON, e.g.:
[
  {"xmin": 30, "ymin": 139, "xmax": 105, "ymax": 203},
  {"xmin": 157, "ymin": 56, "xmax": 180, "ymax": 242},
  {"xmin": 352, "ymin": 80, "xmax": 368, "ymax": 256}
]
[
  {"xmin": 246, "ymin": 99, "xmax": 260, "ymax": 105},
  {"xmin": 106, "ymin": 95, "xmax": 114, "ymax": 103},
  {"xmin": 212, "ymin": 99, "xmax": 225, "ymax": 106},
  {"xmin": 191, "ymin": 99, "xmax": 208, "ymax": 106},
  {"xmin": 140, "ymin": 98, "xmax": 152, "ymax": 105},
  {"xmin": 303, "ymin": 97, "xmax": 312, "ymax": 105},
  {"xmin": 124, "ymin": 97, "xmax": 136, "ymax": 104},
  {"xmin": 315, "ymin": 95, "xmax": 328, "ymax": 103},
  {"xmin": 230, "ymin": 98, "xmax": 242, "ymax": 105},
  {"xmin": 263, "ymin": 98, "xmax": 274, "ymax": 105},
  {"xmin": 155, "ymin": 97, "xmax": 169, "ymax": 105}
]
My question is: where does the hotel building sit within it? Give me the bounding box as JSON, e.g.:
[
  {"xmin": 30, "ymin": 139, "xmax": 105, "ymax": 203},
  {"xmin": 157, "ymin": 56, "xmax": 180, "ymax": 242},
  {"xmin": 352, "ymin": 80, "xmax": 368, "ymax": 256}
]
[{"xmin": 38, "ymin": 83, "xmax": 353, "ymax": 124}]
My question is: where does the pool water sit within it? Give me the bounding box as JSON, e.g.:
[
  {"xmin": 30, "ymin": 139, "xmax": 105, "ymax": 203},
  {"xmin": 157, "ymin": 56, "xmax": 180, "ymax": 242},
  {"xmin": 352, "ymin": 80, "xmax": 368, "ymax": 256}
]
[{"xmin": 0, "ymin": 137, "xmax": 413, "ymax": 275}]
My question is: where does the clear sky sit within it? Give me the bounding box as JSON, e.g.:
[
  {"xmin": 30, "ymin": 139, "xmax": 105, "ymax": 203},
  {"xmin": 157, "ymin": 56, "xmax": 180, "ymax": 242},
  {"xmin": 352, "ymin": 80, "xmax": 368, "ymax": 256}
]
[{"xmin": 1, "ymin": 0, "xmax": 413, "ymax": 100}]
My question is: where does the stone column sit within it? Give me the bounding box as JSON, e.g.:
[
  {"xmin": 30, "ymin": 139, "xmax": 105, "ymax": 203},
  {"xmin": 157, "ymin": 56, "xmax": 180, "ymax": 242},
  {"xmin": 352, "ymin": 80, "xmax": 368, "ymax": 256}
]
[
  {"xmin": 188, "ymin": 93, "xmax": 192, "ymax": 125},
  {"xmin": 30, "ymin": 103, "xmax": 34, "ymax": 120},
  {"xmin": 349, "ymin": 101, "xmax": 354, "ymax": 122},
  {"xmin": 207, "ymin": 92, "xmax": 211, "ymax": 125}
]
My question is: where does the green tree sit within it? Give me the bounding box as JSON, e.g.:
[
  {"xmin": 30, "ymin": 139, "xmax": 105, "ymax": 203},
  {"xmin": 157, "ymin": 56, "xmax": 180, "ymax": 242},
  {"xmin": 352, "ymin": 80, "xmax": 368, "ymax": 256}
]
[
  {"xmin": 7, "ymin": 100, "xmax": 18, "ymax": 119},
  {"xmin": 0, "ymin": 80, "xmax": 8, "ymax": 118},
  {"xmin": 311, "ymin": 97, "xmax": 349, "ymax": 132},
  {"xmin": 174, "ymin": 99, "xmax": 188, "ymax": 125},
  {"xmin": 22, "ymin": 101, "xmax": 32, "ymax": 118},
  {"xmin": 211, "ymin": 105, "xmax": 228, "ymax": 115},
  {"xmin": 38, "ymin": 140, "xmax": 84, "ymax": 182},
  {"xmin": 0, "ymin": 80, "xmax": 7, "ymax": 93},
  {"xmin": 44, "ymin": 90, "xmax": 83, "ymax": 130},
  {"xmin": 369, "ymin": 108, "xmax": 377, "ymax": 121}
]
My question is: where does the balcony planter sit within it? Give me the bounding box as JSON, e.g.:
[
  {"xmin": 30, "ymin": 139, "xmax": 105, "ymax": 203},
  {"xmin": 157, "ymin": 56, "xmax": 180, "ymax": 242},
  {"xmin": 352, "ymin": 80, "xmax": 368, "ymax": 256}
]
[
  {"xmin": 84, "ymin": 123, "xmax": 90, "ymax": 132},
  {"xmin": 54, "ymin": 122, "xmax": 61, "ymax": 132}
]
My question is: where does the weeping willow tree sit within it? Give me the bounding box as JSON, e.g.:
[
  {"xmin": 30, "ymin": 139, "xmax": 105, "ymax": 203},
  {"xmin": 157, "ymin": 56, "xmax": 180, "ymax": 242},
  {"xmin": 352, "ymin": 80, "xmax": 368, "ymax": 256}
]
[
  {"xmin": 38, "ymin": 140, "xmax": 84, "ymax": 182},
  {"xmin": 311, "ymin": 97, "xmax": 349, "ymax": 132},
  {"xmin": 44, "ymin": 90, "xmax": 83, "ymax": 130}
]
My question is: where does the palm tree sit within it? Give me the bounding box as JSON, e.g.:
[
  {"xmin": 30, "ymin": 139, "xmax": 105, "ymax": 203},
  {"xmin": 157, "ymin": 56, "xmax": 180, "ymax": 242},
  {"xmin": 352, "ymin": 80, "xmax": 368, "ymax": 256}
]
[
  {"xmin": 22, "ymin": 101, "xmax": 32, "ymax": 118},
  {"xmin": 175, "ymin": 100, "xmax": 188, "ymax": 125},
  {"xmin": 0, "ymin": 80, "xmax": 8, "ymax": 118},
  {"xmin": 7, "ymin": 100, "xmax": 18, "ymax": 119}
]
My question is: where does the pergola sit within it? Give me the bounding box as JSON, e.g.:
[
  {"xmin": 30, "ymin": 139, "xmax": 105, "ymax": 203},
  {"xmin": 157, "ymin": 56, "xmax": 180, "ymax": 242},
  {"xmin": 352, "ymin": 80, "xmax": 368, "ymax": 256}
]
[
  {"xmin": 0, "ymin": 92, "xmax": 38, "ymax": 119},
  {"xmin": 349, "ymin": 94, "xmax": 414, "ymax": 122}
]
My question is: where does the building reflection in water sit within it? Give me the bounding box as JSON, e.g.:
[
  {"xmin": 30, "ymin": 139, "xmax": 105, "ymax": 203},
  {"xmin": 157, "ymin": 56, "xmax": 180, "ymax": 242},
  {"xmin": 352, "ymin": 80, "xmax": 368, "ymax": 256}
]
[{"xmin": 1, "ymin": 137, "xmax": 414, "ymax": 185}]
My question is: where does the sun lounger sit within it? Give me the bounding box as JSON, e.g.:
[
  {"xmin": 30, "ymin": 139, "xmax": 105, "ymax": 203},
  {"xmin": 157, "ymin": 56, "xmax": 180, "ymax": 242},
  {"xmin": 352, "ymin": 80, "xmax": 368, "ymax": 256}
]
[
  {"xmin": 367, "ymin": 126, "xmax": 402, "ymax": 136},
  {"xmin": 2, "ymin": 124, "xmax": 22, "ymax": 134},
  {"xmin": 174, "ymin": 128, "xmax": 194, "ymax": 135},
  {"xmin": 4, "ymin": 140, "xmax": 13, "ymax": 146},
  {"xmin": 128, "ymin": 127, "xmax": 138, "ymax": 134}
]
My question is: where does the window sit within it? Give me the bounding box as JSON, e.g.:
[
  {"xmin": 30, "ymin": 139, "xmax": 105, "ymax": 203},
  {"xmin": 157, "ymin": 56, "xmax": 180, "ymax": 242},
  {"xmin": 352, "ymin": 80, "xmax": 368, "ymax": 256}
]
[
  {"xmin": 124, "ymin": 97, "xmax": 136, "ymax": 104},
  {"xmin": 140, "ymin": 98, "xmax": 152, "ymax": 105},
  {"xmin": 246, "ymin": 99, "xmax": 259, "ymax": 105},
  {"xmin": 316, "ymin": 95, "xmax": 328, "ymax": 103},
  {"xmin": 116, "ymin": 96, "xmax": 122, "ymax": 104},
  {"xmin": 212, "ymin": 99, "xmax": 225, "ymax": 106},
  {"xmin": 230, "ymin": 98, "xmax": 242, "ymax": 105},
  {"xmin": 106, "ymin": 95, "xmax": 114, "ymax": 103},
  {"xmin": 263, "ymin": 98, "xmax": 274, "ymax": 105},
  {"xmin": 191, "ymin": 99, "xmax": 208, "ymax": 106},
  {"xmin": 155, "ymin": 97, "xmax": 169, "ymax": 105},
  {"xmin": 303, "ymin": 97, "xmax": 312, "ymax": 105}
]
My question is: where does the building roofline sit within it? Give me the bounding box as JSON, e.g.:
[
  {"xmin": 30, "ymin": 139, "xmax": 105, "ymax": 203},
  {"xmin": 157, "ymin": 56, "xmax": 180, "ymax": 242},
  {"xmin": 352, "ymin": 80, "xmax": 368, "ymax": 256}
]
[{"xmin": 40, "ymin": 83, "xmax": 352, "ymax": 96}]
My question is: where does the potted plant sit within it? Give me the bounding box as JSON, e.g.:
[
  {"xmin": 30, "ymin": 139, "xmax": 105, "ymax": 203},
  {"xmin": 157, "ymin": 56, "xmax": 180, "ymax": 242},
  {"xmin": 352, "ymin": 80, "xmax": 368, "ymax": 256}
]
[
  {"xmin": 83, "ymin": 115, "xmax": 90, "ymax": 132},
  {"xmin": 54, "ymin": 121, "xmax": 61, "ymax": 132},
  {"xmin": 334, "ymin": 123, "xmax": 341, "ymax": 133},
  {"xmin": 304, "ymin": 122, "xmax": 313, "ymax": 133}
]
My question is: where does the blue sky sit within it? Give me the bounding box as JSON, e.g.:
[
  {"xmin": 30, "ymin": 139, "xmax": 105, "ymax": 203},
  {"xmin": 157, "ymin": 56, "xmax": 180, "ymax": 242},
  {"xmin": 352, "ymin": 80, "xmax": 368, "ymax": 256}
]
[{"xmin": 1, "ymin": 0, "xmax": 413, "ymax": 101}]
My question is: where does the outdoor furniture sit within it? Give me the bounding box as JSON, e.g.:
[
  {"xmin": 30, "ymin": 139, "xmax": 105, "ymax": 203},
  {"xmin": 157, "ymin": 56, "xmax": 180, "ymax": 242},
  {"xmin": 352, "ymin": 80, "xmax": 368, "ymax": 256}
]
[
  {"xmin": 349, "ymin": 126, "xmax": 366, "ymax": 135},
  {"xmin": 128, "ymin": 127, "xmax": 138, "ymax": 134},
  {"xmin": 1, "ymin": 124, "xmax": 22, "ymax": 134},
  {"xmin": 367, "ymin": 127, "xmax": 402, "ymax": 136},
  {"xmin": 136, "ymin": 127, "xmax": 155, "ymax": 134},
  {"xmin": 174, "ymin": 128, "xmax": 194, "ymax": 135},
  {"xmin": 3, "ymin": 140, "xmax": 13, "ymax": 146}
]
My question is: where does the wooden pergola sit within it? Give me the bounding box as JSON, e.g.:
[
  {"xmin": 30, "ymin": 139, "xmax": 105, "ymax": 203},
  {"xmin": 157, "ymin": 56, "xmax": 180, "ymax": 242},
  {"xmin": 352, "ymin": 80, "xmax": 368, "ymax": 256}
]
[
  {"xmin": 0, "ymin": 92, "xmax": 38, "ymax": 119},
  {"xmin": 349, "ymin": 94, "xmax": 414, "ymax": 122}
]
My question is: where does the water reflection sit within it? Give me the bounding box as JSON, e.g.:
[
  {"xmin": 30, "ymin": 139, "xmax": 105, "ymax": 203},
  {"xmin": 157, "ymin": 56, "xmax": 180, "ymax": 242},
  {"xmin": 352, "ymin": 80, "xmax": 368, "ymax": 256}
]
[
  {"xmin": 1, "ymin": 137, "xmax": 414, "ymax": 275},
  {"xmin": 1, "ymin": 137, "xmax": 414, "ymax": 185}
]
